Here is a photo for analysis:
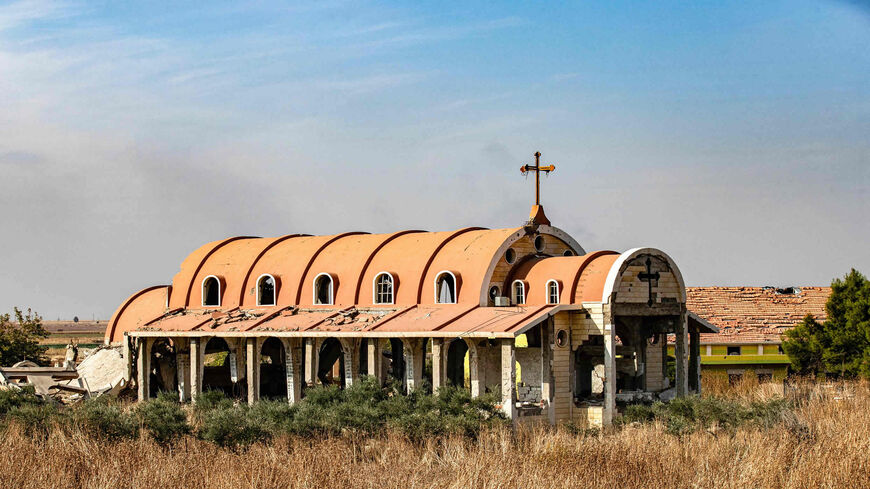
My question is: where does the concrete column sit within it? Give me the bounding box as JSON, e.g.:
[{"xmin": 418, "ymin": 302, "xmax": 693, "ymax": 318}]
[
  {"xmin": 284, "ymin": 338, "xmax": 302, "ymax": 404},
  {"xmin": 401, "ymin": 338, "xmax": 424, "ymax": 393},
  {"xmin": 174, "ymin": 337, "xmax": 190, "ymax": 402},
  {"xmin": 464, "ymin": 338, "xmax": 481, "ymax": 397},
  {"xmin": 122, "ymin": 334, "xmax": 133, "ymax": 382},
  {"xmin": 339, "ymin": 338, "xmax": 360, "ymax": 388},
  {"xmin": 366, "ymin": 338, "xmax": 383, "ymax": 384},
  {"xmin": 540, "ymin": 321, "xmax": 555, "ymax": 425},
  {"xmin": 603, "ymin": 323, "xmax": 616, "ymax": 426},
  {"xmin": 500, "ymin": 338, "xmax": 517, "ymax": 421},
  {"xmin": 246, "ymin": 337, "xmax": 260, "ymax": 405},
  {"xmin": 189, "ymin": 337, "xmax": 202, "ymax": 403},
  {"xmin": 136, "ymin": 337, "xmax": 150, "ymax": 402},
  {"xmin": 674, "ymin": 311, "xmax": 689, "ymax": 397},
  {"xmin": 689, "ymin": 329, "xmax": 701, "ymax": 394},
  {"xmin": 431, "ymin": 338, "xmax": 446, "ymax": 393},
  {"xmin": 304, "ymin": 338, "xmax": 316, "ymax": 386}
]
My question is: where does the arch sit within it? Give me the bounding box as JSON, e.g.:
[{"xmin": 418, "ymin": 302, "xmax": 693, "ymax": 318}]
[
  {"xmin": 313, "ymin": 273, "xmax": 334, "ymax": 305},
  {"xmin": 353, "ymin": 230, "xmax": 425, "ymax": 304},
  {"xmin": 259, "ymin": 337, "xmax": 287, "ymax": 399},
  {"xmin": 237, "ymin": 234, "xmax": 308, "ymax": 305},
  {"xmin": 317, "ymin": 337, "xmax": 344, "ymax": 386},
  {"xmin": 415, "ymin": 227, "xmax": 486, "ymax": 303},
  {"xmin": 148, "ymin": 338, "xmax": 177, "ymax": 397},
  {"xmin": 601, "ymin": 248, "xmax": 686, "ymax": 303},
  {"xmin": 435, "ymin": 271, "xmax": 458, "ymax": 304},
  {"xmin": 105, "ymin": 285, "xmax": 168, "ymax": 344},
  {"xmin": 202, "ymin": 275, "xmax": 221, "ymax": 307},
  {"xmin": 512, "ymin": 280, "xmax": 526, "ymax": 305},
  {"xmin": 295, "ymin": 232, "xmax": 368, "ymax": 305},
  {"xmin": 446, "ymin": 338, "xmax": 468, "ymax": 388},
  {"xmin": 182, "ymin": 236, "xmax": 258, "ymax": 308},
  {"xmin": 256, "ymin": 274, "xmax": 277, "ymax": 306},
  {"xmin": 569, "ymin": 250, "xmax": 620, "ymax": 303},
  {"xmin": 373, "ymin": 272, "xmax": 395, "ymax": 305},
  {"xmin": 546, "ymin": 279, "xmax": 560, "ymax": 304},
  {"xmin": 202, "ymin": 337, "xmax": 239, "ymax": 397}
]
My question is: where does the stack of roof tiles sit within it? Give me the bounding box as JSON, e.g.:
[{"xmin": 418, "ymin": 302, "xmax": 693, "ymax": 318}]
[{"xmin": 686, "ymin": 287, "xmax": 830, "ymax": 344}]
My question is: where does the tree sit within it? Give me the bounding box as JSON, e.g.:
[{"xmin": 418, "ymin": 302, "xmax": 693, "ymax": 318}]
[
  {"xmin": 782, "ymin": 269, "xmax": 870, "ymax": 378},
  {"xmin": 0, "ymin": 308, "xmax": 49, "ymax": 366}
]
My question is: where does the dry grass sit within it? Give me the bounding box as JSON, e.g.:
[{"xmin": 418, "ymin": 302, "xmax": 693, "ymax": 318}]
[{"xmin": 2, "ymin": 381, "xmax": 869, "ymax": 489}]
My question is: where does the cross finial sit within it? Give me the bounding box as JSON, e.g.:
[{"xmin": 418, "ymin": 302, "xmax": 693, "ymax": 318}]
[{"xmin": 520, "ymin": 151, "xmax": 555, "ymax": 206}]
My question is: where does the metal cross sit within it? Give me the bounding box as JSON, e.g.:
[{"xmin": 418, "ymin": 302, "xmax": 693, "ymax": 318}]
[
  {"xmin": 520, "ymin": 151, "xmax": 555, "ymax": 206},
  {"xmin": 637, "ymin": 256, "xmax": 660, "ymax": 307}
]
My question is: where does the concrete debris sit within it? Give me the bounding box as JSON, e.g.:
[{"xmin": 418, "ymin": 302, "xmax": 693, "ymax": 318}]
[{"xmin": 75, "ymin": 346, "xmax": 128, "ymax": 396}]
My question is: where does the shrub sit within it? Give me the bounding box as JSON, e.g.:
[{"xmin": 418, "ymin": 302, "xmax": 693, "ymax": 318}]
[
  {"xmin": 136, "ymin": 392, "xmax": 191, "ymax": 444},
  {"xmin": 7, "ymin": 402, "xmax": 59, "ymax": 437},
  {"xmin": 197, "ymin": 405, "xmax": 272, "ymax": 448},
  {"xmin": 72, "ymin": 398, "xmax": 138, "ymax": 441},
  {"xmin": 0, "ymin": 386, "xmax": 42, "ymax": 415}
]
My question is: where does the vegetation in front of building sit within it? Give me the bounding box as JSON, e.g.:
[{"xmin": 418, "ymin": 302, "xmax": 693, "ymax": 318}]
[{"xmin": 783, "ymin": 269, "xmax": 870, "ymax": 378}]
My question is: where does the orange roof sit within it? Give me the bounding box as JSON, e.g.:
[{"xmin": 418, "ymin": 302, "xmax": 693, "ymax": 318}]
[
  {"xmin": 106, "ymin": 224, "xmax": 687, "ymax": 343},
  {"xmin": 687, "ymin": 286, "xmax": 830, "ymax": 344}
]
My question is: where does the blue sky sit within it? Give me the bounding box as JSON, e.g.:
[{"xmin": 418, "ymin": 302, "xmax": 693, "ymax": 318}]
[{"xmin": 0, "ymin": 0, "xmax": 868, "ymax": 319}]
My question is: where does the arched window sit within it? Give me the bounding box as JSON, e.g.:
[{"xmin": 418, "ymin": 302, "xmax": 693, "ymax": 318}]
[
  {"xmin": 314, "ymin": 273, "xmax": 334, "ymax": 305},
  {"xmin": 202, "ymin": 275, "xmax": 221, "ymax": 307},
  {"xmin": 488, "ymin": 285, "xmax": 500, "ymax": 304},
  {"xmin": 512, "ymin": 280, "xmax": 525, "ymax": 305},
  {"xmin": 373, "ymin": 272, "xmax": 394, "ymax": 305},
  {"xmin": 257, "ymin": 274, "xmax": 276, "ymax": 306},
  {"xmin": 435, "ymin": 272, "xmax": 456, "ymax": 304},
  {"xmin": 547, "ymin": 280, "xmax": 560, "ymax": 304}
]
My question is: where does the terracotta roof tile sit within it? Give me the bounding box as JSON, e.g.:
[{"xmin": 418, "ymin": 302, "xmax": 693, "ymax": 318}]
[{"xmin": 687, "ymin": 286, "xmax": 829, "ymax": 344}]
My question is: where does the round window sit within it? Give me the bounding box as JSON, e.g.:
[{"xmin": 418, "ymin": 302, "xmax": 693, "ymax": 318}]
[
  {"xmin": 563, "ymin": 249, "xmax": 574, "ymax": 257},
  {"xmin": 488, "ymin": 286, "xmax": 500, "ymax": 303},
  {"xmin": 534, "ymin": 235, "xmax": 545, "ymax": 252},
  {"xmin": 555, "ymin": 329, "xmax": 568, "ymax": 348},
  {"xmin": 505, "ymin": 248, "xmax": 516, "ymax": 264}
]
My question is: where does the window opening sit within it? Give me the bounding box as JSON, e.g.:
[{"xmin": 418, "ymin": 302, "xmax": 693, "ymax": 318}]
[
  {"xmin": 505, "ymin": 248, "xmax": 516, "ymax": 264},
  {"xmin": 374, "ymin": 273, "xmax": 394, "ymax": 304},
  {"xmin": 314, "ymin": 274, "xmax": 333, "ymax": 305},
  {"xmin": 203, "ymin": 276, "xmax": 220, "ymax": 307},
  {"xmin": 257, "ymin": 275, "xmax": 276, "ymax": 306},
  {"xmin": 513, "ymin": 280, "xmax": 525, "ymax": 305},
  {"xmin": 547, "ymin": 280, "xmax": 559, "ymax": 304},
  {"xmin": 436, "ymin": 273, "xmax": 456, "ymax": 303},
  {"xmin": 727, "ymin": 346, "xmax": 741, "ymax": 356}
]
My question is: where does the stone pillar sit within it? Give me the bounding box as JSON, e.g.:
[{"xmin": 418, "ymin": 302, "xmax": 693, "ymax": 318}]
[
  {"xmin": 540, "ymin": 320, "xmax": 555, "ymax": 425},
  {"xmin": 674, "ymin": 311, "xmax": 689, "ymax": 397},
  {"xmin": 367, "ymin": 338, "xmax": 383, "ymax": 383},
  {"xmin": 303, "ymin": 338, "xmax": 316, "ymax": 386},
  {"xmin": 431, "ymin": 338, "xmax": 446, "ymax": 393},
  {"xmin": 603, "ymin": 322, "xmax": 616, "ymax": 426},
  {"xmin": 401, "ymin": 338, "xmax": 424, "ymax": 393},
  {"xmin": 122, "ymin": 334, "xmax": 133, "ymax": 382},
  {"xmin": 136, "ymin": 337, "xmax": 150, "ymax": 402},
  {"xmin": 284, "ymin": 338, "xmax": 302, "ymax": 404},
  {"xmin": 339, "ymin": 338, "xmax": 360, "ymax": 388},
  {"xmin": 500, "ymin": 338, "xmax": 517, "ymax": 421},
  {"xmin": 246, "ymin": 337, "xmax": 260, "ymax": 405},
  {"xmin": 464, "ymin": 338, "xmax": 481, "ymax": 397},
  {"xmin": 189, "ymin": 337, "xmax": 202, "ymax": 403},
  {"xmin": 689, "ymin": 328, "xmax": 701, "ymax": 394},
  {"xmin": 174, "ymin": 338, "xmax": 190, "ymax": 402}
]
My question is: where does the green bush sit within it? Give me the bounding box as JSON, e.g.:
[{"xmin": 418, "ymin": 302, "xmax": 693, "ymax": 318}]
[
  {"xmin": 0, "ymin": 387, "xmax": 42, "ymax": 415},
  {"xmin": 136, "ymin": 392, "xmax": 191, "ymax": 444},
  {"xmin": 197, "ymin": 404, "xmax": 272, "ymax": 448},
  {"xmin": 72, "ymin": 398, "xmax": 138, "ymax": 441},
  {"xmin": 618, "ymin": 395, "xmax": 793, "ymax": 435},
  {"xmin": 7, "ymin": 402, "xmax": 59, "ymax": 437}
]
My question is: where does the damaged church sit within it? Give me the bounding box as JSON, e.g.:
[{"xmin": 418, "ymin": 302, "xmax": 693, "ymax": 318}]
[{"xmin": 106, "ymin": 154, "xmax": 716, "ymax": 427}]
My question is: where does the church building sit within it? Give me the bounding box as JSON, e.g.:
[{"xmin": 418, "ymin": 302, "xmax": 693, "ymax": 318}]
[{"xmin": 106, "ymin": 154, "xmax": 716, "ymax": 427}]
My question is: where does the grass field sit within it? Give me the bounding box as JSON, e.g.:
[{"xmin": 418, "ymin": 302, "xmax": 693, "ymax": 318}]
[
  {"xmin": 40, "ymin": 320, "xmax": 106, "ymax": 365},
  {"xmin": 1, "ymin": 379, "xmax": 868, "ymax": 488}
]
